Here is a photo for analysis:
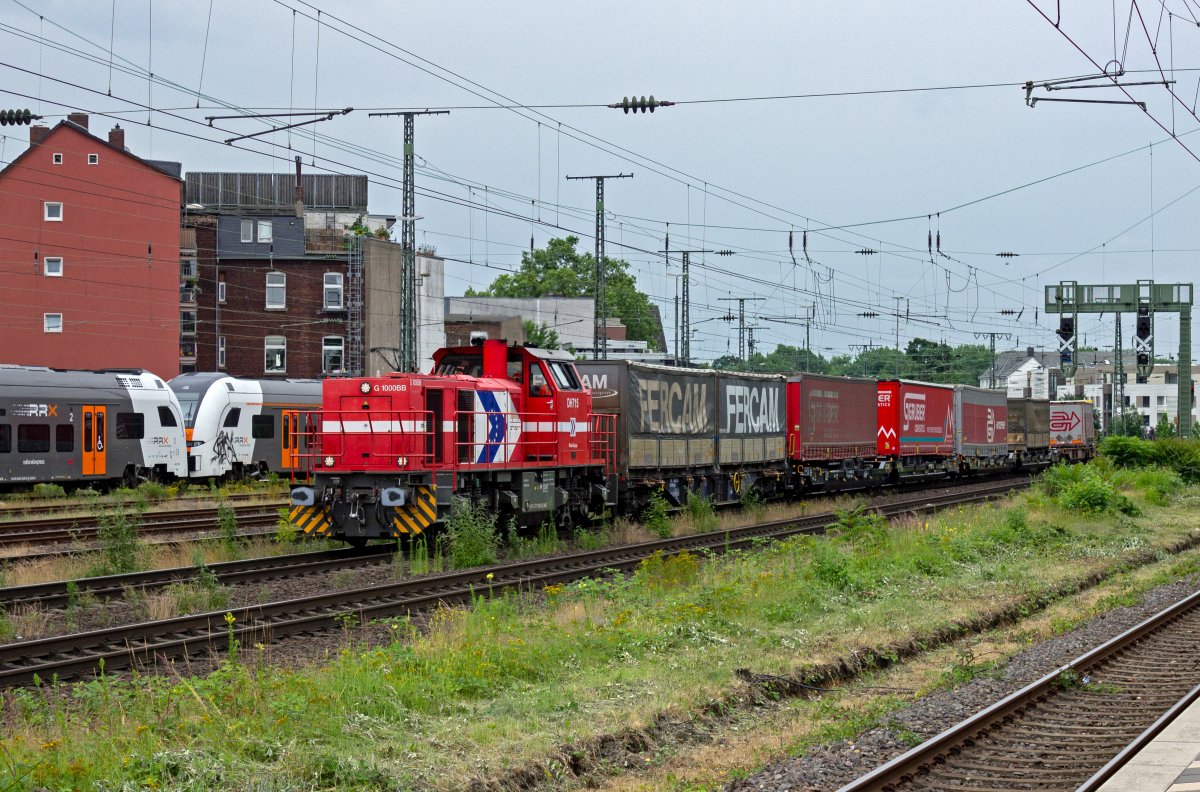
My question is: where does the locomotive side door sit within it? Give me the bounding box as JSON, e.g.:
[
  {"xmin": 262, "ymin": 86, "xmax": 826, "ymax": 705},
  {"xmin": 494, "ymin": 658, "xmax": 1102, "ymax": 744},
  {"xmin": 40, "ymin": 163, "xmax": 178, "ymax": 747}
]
[{"xmin": 82, "ymin": 405, "xmax": 107, "ymax": 476}]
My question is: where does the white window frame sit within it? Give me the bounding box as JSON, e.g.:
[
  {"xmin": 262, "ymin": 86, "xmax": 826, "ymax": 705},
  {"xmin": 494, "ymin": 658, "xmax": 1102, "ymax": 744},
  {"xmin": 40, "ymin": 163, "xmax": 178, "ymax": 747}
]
[
  {"xmin": 257, "ymin": 220, "xmax": 273, "ymax": 244},
  {"xmin": 217, "ymin": 280, "xmax": 227, "ymax": 304},
  {"xmin": 218, "ymin": 336, "xmax": 226, "ymax": 369},
  {"xmin": 265, "ymin": 271, "xmax": 286, "ymax": 310},
  {"xmin": 323, "ymin": 272, "xmax": 344, "ymax": 311},
  {"xmin": 43, "ymin": 313, "xmax": 63, "ymax": 333},
  {"xmin": 240, "ymin": 219, "xmax": 254, "ymax": 243},
  {"xmin": 52, "ymin": 153, "xmax": 63, "ymax": 165},
  {"xmin": 264, "ymin": 336, "xmax": 286, "ymax": 374},
  {"xmin": 322, "ymin": 336, "xmax": 345, "ymax": 375},
  {"xmin": 180, "ymin": 259, "xmax": 197, "ymax": 279},
  {"xmin": 44, "ymin": 257, "xmax": 63, "ymax": 277},
  {"xmin": 87, "ymin": 153, "xmax": 99, "ymax": 165},
  {"xmin": 44, "ymin": 202, "xmax": 63, "ymax": 222}
]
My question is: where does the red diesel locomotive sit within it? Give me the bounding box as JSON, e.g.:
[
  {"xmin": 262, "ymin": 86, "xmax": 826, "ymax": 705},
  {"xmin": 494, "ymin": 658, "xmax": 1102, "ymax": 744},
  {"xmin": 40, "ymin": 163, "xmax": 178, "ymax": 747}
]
[{"xmin": 289, "ymin": 340, "xmax": 615, "ymax": 543}]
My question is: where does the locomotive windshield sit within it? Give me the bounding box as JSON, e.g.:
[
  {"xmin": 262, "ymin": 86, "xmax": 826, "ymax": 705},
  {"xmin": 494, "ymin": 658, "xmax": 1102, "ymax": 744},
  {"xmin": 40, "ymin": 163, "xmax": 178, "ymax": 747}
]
[{"xmin": 434, "ymin": 355, "xmax": 482, "ymax": 377}]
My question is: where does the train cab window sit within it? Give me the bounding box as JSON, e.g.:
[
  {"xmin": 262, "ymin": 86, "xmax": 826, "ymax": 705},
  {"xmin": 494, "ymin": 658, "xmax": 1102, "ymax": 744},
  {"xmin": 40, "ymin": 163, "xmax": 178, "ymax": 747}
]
[
  {"xmin": 529, "ymin": 365, "xmax": 551, "ymax": 397},
  {"xmin": 17, "ymin": 425, "xmax": 50, "ymax": 453},
  {"xmin": 223, "ymin": 408, "xmax": 241, "ymax": 428},
  {"xmin": 56, "ymin": 424, "xmax": 73, "ymax": 453},
  {"xmin": 157, "ymin": 406, "xmax": 178, "ymax": 428},
  {"xmin": 116, "ymin": 412, "xmax": 144, "ymax": 440},
  {"xmin": 252, "ymin": 415, "xmax": 274, "ymax": 439},
  {"xmin": 548, "ymin": 361, "xmax": 581, "ymax": 390},
  {"xmin": 0, "ymin": 425, "xmax": 10, "ymax": 453}
]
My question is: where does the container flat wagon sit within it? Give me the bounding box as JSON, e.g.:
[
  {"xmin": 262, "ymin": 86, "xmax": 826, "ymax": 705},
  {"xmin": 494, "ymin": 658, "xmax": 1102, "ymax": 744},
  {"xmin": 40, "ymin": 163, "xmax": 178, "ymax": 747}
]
[
  {"xmin": 1049, "ymin": 400, "xmax": 1096, "ymax": 461},
  {"xmin": 716, "ymin": 370, "xmax": 787, "ymax": 500},
  {"xmin": 0, "ymin": 367, "xmax": 186, "ymax": 488},
  {"xmin": 786, "ymin": 373, "xmax": 882, "ymax": 490},
  {"xmin": 1007, "ymin": 397, "xmax": 1053, "ymax": 469},
  {"xmin": 876, "ymin": 379, "xmax": 957, "ymax": 480},
  {"xmin": 954, "ymin": 385, "xmax": 1009, "ymax": 471}
]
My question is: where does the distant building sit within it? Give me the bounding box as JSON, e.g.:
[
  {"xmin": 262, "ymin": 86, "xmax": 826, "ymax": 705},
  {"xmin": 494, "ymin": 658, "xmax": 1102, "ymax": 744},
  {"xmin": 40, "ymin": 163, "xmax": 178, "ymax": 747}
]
[
  {"xmin": 0, "ymin": 114, "xmax": 182, "ymax": 374},
  {"xmin": 183, "ymin": 171, "xmax": 445, "ymax": 377}
]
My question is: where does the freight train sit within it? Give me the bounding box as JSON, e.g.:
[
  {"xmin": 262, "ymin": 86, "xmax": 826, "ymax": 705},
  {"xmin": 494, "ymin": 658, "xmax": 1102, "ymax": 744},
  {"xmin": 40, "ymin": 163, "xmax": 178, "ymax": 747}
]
[
  {"xmin": 287, "ymin": 341, "xmax": 1096, "ymax": 544},
  {"xmin": 0, "ymin": 367, "xmax": 320, "ymax": 489}
]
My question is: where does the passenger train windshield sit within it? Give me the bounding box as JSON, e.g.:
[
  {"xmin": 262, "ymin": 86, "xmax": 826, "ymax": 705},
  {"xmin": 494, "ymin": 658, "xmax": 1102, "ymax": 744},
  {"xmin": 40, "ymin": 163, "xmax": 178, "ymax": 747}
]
[{"xmin": 176, "ymin": 395, "xmax": 200, "ymax": 428}]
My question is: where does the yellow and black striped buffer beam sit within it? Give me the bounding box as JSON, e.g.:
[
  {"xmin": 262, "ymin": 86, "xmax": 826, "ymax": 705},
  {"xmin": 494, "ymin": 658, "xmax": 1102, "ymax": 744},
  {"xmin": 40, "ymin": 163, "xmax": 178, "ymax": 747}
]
[
  {"xmin": 290, "ymin": 504, "xmax": 332, "ymax": 536},
  {"xmin": 391, "ymin": 485, "xmax": 438, "ymax": 536}
]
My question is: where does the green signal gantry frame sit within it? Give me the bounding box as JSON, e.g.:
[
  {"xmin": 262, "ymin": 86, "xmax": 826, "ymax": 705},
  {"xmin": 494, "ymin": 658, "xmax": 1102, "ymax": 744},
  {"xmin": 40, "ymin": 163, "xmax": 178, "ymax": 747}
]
[{"xmin": 1045, "ymin": 280, "xmax": 1194, "ymax": 436}]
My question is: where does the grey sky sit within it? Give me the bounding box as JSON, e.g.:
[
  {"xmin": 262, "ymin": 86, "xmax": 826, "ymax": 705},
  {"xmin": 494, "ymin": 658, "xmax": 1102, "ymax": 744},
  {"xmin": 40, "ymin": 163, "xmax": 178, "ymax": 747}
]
[{"xmin": 2, "ymin": 0, "xmax": 1197, "ymax": 362}]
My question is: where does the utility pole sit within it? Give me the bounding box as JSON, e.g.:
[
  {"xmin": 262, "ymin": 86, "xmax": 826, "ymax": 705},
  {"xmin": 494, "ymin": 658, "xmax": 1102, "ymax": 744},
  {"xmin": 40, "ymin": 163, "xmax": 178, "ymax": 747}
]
[
  {"xmin": 761, "ymin": 305, "xmax": 816, "ymax": 371},
  {"xmin": 369, "ymin": 109, "xmax": 449, "ymax": 371},
  {"xmin": 718, "ymin": 297, "xmax": 766, "ymax": 362},
  {"xmin": 974, "ymin": 332, "xmax": 1012, "ymax": 389},
  {"xmin": 850, "ymin": 341, "xmax": 879, "ymax": 378},
  {"xmin": 659, "ymin": 248, "xmax": 733, "ymax": 366},
  {"xmin": 1114, "ymin": 313, "xmax": 1124, "ymax": 434},
  {"xmin": 567, "ymin": 173, "xmax": 633, "ymax": 359}
]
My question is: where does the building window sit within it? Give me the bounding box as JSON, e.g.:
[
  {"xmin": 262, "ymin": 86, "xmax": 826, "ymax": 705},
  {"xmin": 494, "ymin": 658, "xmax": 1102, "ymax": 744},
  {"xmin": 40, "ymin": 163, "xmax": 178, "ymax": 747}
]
[
  {"xmin": 265, "ymin": 271, "xmax": 286, "ymax": 309},
  {"xmin": 218, "ymin": 336, "xmax": 226, "ymax": 369},
  {"xmin": 1158, "ymin": 395, "xmax": 1166, "ymax": 406},
  {"xmin": 180, "ymin": 310, "xmax": 197, "ymax": 336},
  {"xmin": 322, "ymin": 336, "xmax": 345, "ymax": 374},
  {"xmin": 265, "ymin": 336, "xmax": 286, "ymax": 373},
  {"xmin": 240, "ymin": 219, "xmax": 254, "ymax": 243},
  {"xmin": 44, "ymin": 202, "xmax": 63, "ymax": 222},
  {"xmin": 52, "ymin": 153, "xmax": 63, "ymax": 165},
  {"xmin": 1142, "ymin": 396, "xmax": 1150, "ymax": 408},
  {"xmin": 87, "ymin": 153, "xmax": 99, "ymax": 165},
  {"xmin": 44, "ymin": 313, "xmax": 62, "ymax": 333},
  {"xmin": 324, "ymin": 272, "xmax": 344, "ymax": 310},
  {"xmin": 257, "ymin": 220, "xmax": 273, "ymax": 244},
  {"xmin": 44, "ymin": 257, "xmax": 63, "ymax": 277},
  {"xmin": 180, "ymin": 259, "xmax": 197, "ymax": 279},
  {"xmin": 217, "ymin": 278, "xmax": 227, "ymax": 304}
]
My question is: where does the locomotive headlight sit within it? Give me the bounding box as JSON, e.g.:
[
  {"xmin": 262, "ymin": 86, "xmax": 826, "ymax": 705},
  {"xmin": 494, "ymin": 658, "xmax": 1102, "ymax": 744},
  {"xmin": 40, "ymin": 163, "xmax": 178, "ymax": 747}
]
[{"xmin": 324, "ymin": 456, "xmax": 335, "ymax": 467}]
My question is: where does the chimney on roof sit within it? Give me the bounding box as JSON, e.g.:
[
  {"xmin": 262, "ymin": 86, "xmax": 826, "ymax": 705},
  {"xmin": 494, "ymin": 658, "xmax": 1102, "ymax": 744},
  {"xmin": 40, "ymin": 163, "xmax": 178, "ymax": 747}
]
[
  {"xmin": 66, "ymin": 112, "xmax": 89, "ymax": 130},
  {"xmin": 29, "ymin": 125, "xmax": 50, "ymax": 146},
  {"xmin": 108, "ymin": 124, "xmax": 125, "ymax": 151},
  {"xmin": 1027, "ymin": 346, "xmax": 1035, "ymax": 358},
  {"xmin": 294, "ymin": 155, "xmax": 304, "ymax": 218}
]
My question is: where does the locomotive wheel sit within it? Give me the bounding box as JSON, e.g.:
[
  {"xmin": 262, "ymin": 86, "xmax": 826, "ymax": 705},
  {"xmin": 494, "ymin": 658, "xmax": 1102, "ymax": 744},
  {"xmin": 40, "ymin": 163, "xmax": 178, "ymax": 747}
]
[{"xmin": 343, "ymin": 536, "xmax": 369, "ymax": 548}]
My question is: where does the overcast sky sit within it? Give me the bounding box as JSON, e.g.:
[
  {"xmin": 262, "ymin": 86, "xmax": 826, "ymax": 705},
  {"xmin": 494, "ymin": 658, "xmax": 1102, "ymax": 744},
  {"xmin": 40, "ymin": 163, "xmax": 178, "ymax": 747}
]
[{"xmin": 3, "ymin": 0, "xmax": 1199, "ymax": 362}]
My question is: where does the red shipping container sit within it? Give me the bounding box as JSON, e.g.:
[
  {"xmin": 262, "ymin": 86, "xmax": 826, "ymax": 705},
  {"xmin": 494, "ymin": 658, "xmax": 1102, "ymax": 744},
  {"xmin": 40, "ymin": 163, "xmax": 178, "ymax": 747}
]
[
  {"xmin": 787, "ymin": 374, "xmax": 878, "ymax": 461},
  {"xmin": 877, "ymin": 380, "xmax": 955, "ymax": 457},
  {"xmin": 954, "ymin": 385, "xmax": 1008, "ymax": 460}
]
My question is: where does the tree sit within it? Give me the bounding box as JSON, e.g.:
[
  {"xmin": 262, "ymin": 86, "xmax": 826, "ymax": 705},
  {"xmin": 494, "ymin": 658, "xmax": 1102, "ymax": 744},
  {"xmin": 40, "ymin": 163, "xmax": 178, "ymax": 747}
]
[
  {"xmin": 1155, "ymin": 412, "xmax": 1176, "ymax": 439},
  {"xmin": 522, "ymin": 320, "xmax": 560, "ymax": 350},
  {"xmin": 466, "ymin": 236, "xmax": 662, "ymax": 349}
]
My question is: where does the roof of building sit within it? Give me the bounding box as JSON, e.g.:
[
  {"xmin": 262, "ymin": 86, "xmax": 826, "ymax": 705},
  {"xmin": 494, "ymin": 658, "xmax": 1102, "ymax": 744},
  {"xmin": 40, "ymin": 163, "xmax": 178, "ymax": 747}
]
[
  {"xmin": 0, "ymin": 120, "xmax": 183, "ymax": 182},
  {"xmin": 989, "ymin": 349, "xmax": 1144, "ymax": 381}
]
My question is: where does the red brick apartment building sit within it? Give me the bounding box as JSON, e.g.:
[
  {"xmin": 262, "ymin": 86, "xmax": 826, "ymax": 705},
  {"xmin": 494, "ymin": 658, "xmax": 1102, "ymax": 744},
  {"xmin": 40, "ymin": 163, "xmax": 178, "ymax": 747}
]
[{"xmin": 0, "ymin": 114, "xmax": 182, "ymax": 375}]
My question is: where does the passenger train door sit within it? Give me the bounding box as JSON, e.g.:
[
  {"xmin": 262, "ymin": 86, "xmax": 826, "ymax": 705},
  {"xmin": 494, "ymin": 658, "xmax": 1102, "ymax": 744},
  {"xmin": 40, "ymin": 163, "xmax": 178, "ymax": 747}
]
[
  {"xmin": 82, "ymin": 405, "xmax": 107, "ymax": 477},
  {"xmin": 281, "ymin": 410, "xmax": 299, "ymax": 471}
]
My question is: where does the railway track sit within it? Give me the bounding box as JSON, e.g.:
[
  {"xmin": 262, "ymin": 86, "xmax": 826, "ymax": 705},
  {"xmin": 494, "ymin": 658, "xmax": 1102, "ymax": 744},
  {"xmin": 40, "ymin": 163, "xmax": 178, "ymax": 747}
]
[
  {"xmin": 0, "ymin": 544, "xmax": 394, "ymax": 608},
  {"xmin": 839, "ymin": 585, "xmax": 1200, "ymax": 791},
  {"xmin": 0, "ymin": 491, "xmax": 284, "ymax": 519},
  {"xmin": 0, "ymin": 478, "xmax": 1027, "ymax": 688},
  {"xmin": 0, "ymin": 502, "xmax": 286, "ymax": 550}
]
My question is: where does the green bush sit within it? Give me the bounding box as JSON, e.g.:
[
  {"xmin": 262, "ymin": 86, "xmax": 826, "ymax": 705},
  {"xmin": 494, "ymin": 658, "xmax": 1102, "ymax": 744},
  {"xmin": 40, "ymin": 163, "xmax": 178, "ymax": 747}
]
[
  {"xmin": 643, "ymin": 489, "xmax": 672, "ymax": 539},
  {"xmin": 1130, "ymin": 467, "xmax": 1184, "ymax": 505},
  {"xmin": 444, "ymin": 499, "xmax": 499, "ymax": 568},
  {"xmin": 684, "ymin": 492, "xmax": 718, "ymax": 532},
  {"xmin": 1099, "ymin": 435, "xmax": 1153, "ymax": 468},
  {"xmin": 832, "ymin": 504, "xmax": 888, "ymax": 543},
  {"xmin": 1038, "ymin": 463, "xmax": 1087, "ymax": 498},
  {"xmin": 31, "ymin": 483, "xmax": 66, "ymax": 499},
  {"xmin": 1100, "ymin": 435, "xmax": 1200, "ymax": 482},
  {"xmin": 90, "ymin": 508, "xmax": 143, "ymax": 576}
]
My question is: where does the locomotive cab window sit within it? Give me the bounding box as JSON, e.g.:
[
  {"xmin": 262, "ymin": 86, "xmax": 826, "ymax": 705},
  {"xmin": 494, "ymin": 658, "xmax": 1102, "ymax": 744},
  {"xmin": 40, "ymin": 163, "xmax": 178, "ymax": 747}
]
[
  {"xmin": 223, "ymin": 408, "xmax": 241, "ymax": 428},
  {"xmin": 0, "ymin": 425, "xmax": 9, "ymax": 453},
  {"xmin": 17, "ymin": 425, "xmax": 50, "ymax": 453},
  {"xmin": 157, "ymin": 406, "xmax": 178, "ymax": 427},
  {"xmin": 252, "ymin": 415, "xmax": 274, "ymax": 439},
  {"xmin": 529, "ymin": 364, "xmax": 551, "ymax": 397},
  {"xmin": 548, "ymin": 361, "xmax": 581, "ymax": 390},
  {"xmin": 56, "ymin": 424, "xmax": 73, "ymax": 453},
  {"xmin": 116, "ymin": 412, "xmax": 144, "ymax": 440}
]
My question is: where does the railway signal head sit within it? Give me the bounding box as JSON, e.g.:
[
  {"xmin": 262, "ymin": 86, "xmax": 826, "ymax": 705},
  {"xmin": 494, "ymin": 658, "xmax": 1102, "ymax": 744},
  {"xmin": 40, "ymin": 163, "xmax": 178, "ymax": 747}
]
[
  {"xmin": 1057, "ymin": 316, "xmax": 1074, "ymax": 365},
  {"xmin": 1136, "ymin": 306, "xmax": 1152, "ymax": 367}
]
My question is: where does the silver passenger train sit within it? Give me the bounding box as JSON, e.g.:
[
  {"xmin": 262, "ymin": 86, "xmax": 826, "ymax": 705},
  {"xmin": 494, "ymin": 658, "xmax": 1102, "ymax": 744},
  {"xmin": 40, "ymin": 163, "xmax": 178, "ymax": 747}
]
[{"xmin": 0, "ymin": 366, "xmax": 320, "ymax": 490}]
